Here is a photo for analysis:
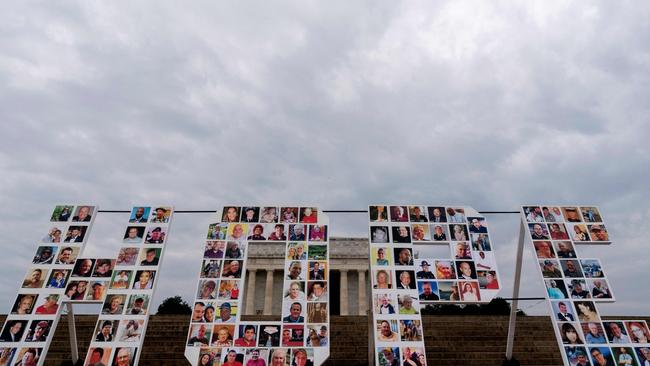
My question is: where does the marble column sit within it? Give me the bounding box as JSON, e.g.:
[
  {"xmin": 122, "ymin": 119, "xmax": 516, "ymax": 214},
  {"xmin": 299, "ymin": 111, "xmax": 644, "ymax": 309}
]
[
  {"xmin": 263, "ymin": 269, "xmax": 274, "ymax": 315},
  {"xmin": 340, "ymin": 270, "xmax": 349, "ymax": 316},
  {"xmin": 358, "ymin": 269, "xmax": 367, "ymax": 315},
  {"xmin": 245, "ymin": 269, "xmax": 257, "ymax": 315}
]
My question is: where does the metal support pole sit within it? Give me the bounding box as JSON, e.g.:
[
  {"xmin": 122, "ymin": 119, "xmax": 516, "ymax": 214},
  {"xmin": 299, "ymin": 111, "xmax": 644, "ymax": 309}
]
[
  {"xmin": 505, "ymin": 219, "xmax": 526, "ymax": 360},
  {"xmin": 66, "ymin": 302, "xmax": 79, "ymax": 363}
]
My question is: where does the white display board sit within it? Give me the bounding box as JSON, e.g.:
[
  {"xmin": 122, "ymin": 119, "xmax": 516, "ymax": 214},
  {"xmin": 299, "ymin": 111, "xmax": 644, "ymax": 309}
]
[
  {"xmin": 521, "ymin": 205, "xmax": 650, "ymax": 366},
  {"xmin": 368, "ymin": 205, "xmax": 502, "ymax": 366},
  {"xmin": 184, "ymin": 206, "xmax": 330, "ymax": 366}
]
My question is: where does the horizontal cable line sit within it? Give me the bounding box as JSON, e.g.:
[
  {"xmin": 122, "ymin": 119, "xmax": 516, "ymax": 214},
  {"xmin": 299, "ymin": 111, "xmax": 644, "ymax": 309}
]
[{"xmin": 98, "ymin": 209, "xmax": 520, "ymax": 214}]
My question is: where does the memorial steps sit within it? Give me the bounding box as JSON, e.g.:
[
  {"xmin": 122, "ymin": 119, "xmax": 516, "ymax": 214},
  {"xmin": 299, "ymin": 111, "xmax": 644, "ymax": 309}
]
[{"xmin": 9, "ymin": 314, "xmax": 648, "ymax": 365}]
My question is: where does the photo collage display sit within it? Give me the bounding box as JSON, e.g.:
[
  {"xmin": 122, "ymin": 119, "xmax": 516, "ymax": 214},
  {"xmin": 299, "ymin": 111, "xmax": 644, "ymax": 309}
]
[
  {"xmin": 523, "ymin": 205, "xmax": 650, "ymax": 366},
  {"xmin": 77, "ymin": 205, "xmax": 173, "ymax": 366},
  {"xmin": 186, "ymin": 206, "xmax": 329, "ymax": 366},
  {"xmin": 369, "ymin": 205, "xmax": 502, "ymax": 366},
  {"xmin": 0, "ymin": 205, "xmax": 97, "ymax": 365}
]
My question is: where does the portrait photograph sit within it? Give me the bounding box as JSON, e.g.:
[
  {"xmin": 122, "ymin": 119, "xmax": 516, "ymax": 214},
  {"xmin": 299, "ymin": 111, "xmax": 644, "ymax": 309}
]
[
  {"xmin": 604, "ymin": 321, "xmax": 630, "ymax": 343},
  {"xmin": 187, "ymin": 324, "xmax": 211, "ymax": 346},
  {"xmin": 371, "ymin": 247, "xmax": 392, "ymax": 266},
  {"xmin": 241, "ymin": 207, "xmax": 260, "ymax": 223},
  {"xmin": 93, "ymin": 319, "xmax": 119, "ymax": 342},
  {"xmin": 468, "ymin": 217, "xmax": 488, "ymax": 234},
  {"xmin": 221, "ymin": 206, "xmax": 241, "ymax": 223},
  {"xmin": 474, "ymin": 250, "xmax": 496, "ymax": 271},
  {"xmin": 308, "ymin": 224, "xmax": 327, "ymax": 242},
  {"xmin": 435, "ymin": 260, "xmax": 456, "ymax": 280},
  {"xmin": 24, "ymin": 319, "xmax": 53, "ymax": 342},
  {"xmin": 259, "ymin": 207, "xmax": 278, "ymax": 223},
  {"xmin": 92, "ymin": 259, "xmax": 115, "ymax": 278},
  {"xmin": 126, "ymin": 294, "xmax": 150, "ymax": 315},
  {"xmin": 307, "ymin": 302, "xmax": 328, "ymax": 323},
  {"xmin": 281, "ymin": 325, "xmax": 305, "ymax": 347},
  {"xmin": 221, "ymin": 260, "xmax": 243, "ymax": 278},
  {"xmin": 207, "ymin": 223, "xmax": 227, "ymax": 240},
  {"xmin": 430, "ymin": 224, "xmax": 448, "ymax": 241},
  {"xmin": 477, "ymin": 270, "xmax": 499, "ymax": 290},
  {"xmin": 453, "ymin": 242, "xmax": 471, "ymax": 260},
  {"xmin": 471, "ymin": 233, "xmax": 491, "ymax": 251},
  {"xmin": 287, "ymin": 242, "xmax": 307, "ymax": 260},
  {"xmin": 558, "ymin": 322, "xmax": 585, "ymax": 345},
  {"xmin": 398, "ymin": 294, "xmax": 419, "ymax": 314},
  {"xmin": 64, "ymin": 225, "xmax": 87, "ymax": 243},
  {"xmin": 267, "ymin": 348, "xmax": 290, "ymax": 366},
  {"xmin": 377, "ymin": 347, "xmax": 400, "ymax": 366},
  {"xmin": 221, "ymin": 349, "xmax": 245, "ymax": 365},
  {"xmin": 549, "ymin": 223, "xmax": 570, "ymax": 240},
  {"xmin": 417, "ymin": 281, "xmax": 440, "ymax": 301},
  {"xmin": 580, "ymin": 207, "xmax": 603, "ymax": 223},
  {"xmin": 33, "ymin": 246, "xmax": 57, "ymax": 265},
  {"xmin": 580, "ymin": 259, "xmax": 605, "ymax": 278},
  {"xmin": 22, "ymin": 268, "xmax": 46, "ymax": 289},
  {"xmin": 411, "ymin": 224, "xmax": 430, "ymax": 241},
  {"xmin": 72, "ymin": 258, "xmax": 95, "ymax": 278},
  {"xmin": 64, "ymin": 281, "xmax": 88, "ymax": 300},
  {"xmin": 200, "ymin": 260, "xmax": 222, "ymax": 279},
  {"xmin": 582, "ymin": 322, "xmax": 607, "ymax": 344},
  {"xmin": 85, "ymin": 347, "xmax": 112, "ymax": 366},
  {"xmin": 588, "ymin": 347, "xmax": 614, "ymax": 366},
  {"xmin": 635, "ymin": 347, "xmax": 650, "ymax": 366},
  {"xmin": 203, "ymin": 241, "xmax": 226, "ymax": 261},
  {"xmin": 225, "ymin": 241, "xmax": 245, "ymax": 259},
  {"xmin": 409, "ymin": 206, "xmax": 428, "ymax": 222},
  {"xmin": 552, "ymin": 300, "xmax": 577, "ymax": 322},
  {"xmin": 42, "ymin": 226, "xmax": 65, "ymax": 243},
  {"xmin": 243, "ymin": 349, "xmax": 269, "ymax": 365},
  {"xmin": 110, "ymin": 270, "xmax": 133, "ymax": 289},
  {"xmin": 12, "ymin": 348, "xmax": 41, "ymax": 366},
  {"xmin": 561, "ymin": 260, "xmax": 584, "ymax": 278},
  {"xmin": 85, "ymin": 281, "xmax": 108, "ymax": 302},
  {"xmin": 376, "ymin": 319, "xmax": 399, "ymax": 342},
  {"xmin": 288, "ymin": 224, "xmax": 307, "ymax": 241},
  {"xmin": 570, "ymin": 223, "xmax": 591, "ymax": 242},
  {"xmin": 234, "ymin": 324, "xmax": 258, "ymax": 347},
  {"xmin": 102, "ymin": 294, "xmax": 126, "ymax": 315},
  {"xmin": 554, "ymin": 241, "xmax": 577, "ymax": 259},
  {"xmin": 299, "ymin": 207, "xmax": 318, "ymax": 223},
  {"xmin": 545, "ymin": 279, "xmax": 568, "ymax": 299},
  {"xmin": 266, "ymin": 223, "xmax": 286, "ymax": 241},
  {"xmin": 306, "ymin": 324, "xmax": 327, "ymax": 347},
  {"xmin": 50, "ymin": 205, "xmax": 74, "ymax": 222},
  {"xmin": 534, "ymin": 241, "xmax": 556, "ymax": 259},
  {"xmin": 374, "ymin": 293, "xmax": 397, "ymax": 314},
  {"xmin": 71, "ymin": 205, "xmax": 94, "ymax": 222},
  {"xmin": 123, "ymin": 226, "xmax": 145, "ymax": 243},
  {"xmin": 369, "ymin": 205, "xmax": 388, "ymax": 222},
  {"xmin": 370, "ymin": 226, "xmax": 390, "ymax": 243},
  {"xmin": 612, "ymin": 347, "xmax": 638, "ymax": 366},
  {"xmin": 247, "ymin": 224, "xmax": 266, "ymax": 241},
  {"xmin": 450, "ymin": 224, "xmax": 469, "ymax": 241},
  {"xmin": 307, "ymin": 245, "xmax": 327, "ymax": 260},
  {"xmin": 392, "ymin": 225, "xmax": 411, "ymax": 243},
  {"xmin": 437, "ymin": 281, "xmax": 460, "ymax": 301},
  {"xmin": 216, "ymin": 302, "xmax": 238, "ymax": 322},
  {"xmin": 116, "ymin": 247, "xmax": 139, "ymax": 266},
  {"xmin": 217, "ymin": 280, "xmax": 240, "ymax": 300},
  {"xmin": 144, "ymin": 226, "xmax": 166, "ymax": 244},
  {"xmin": 210, "ymin": 324, "xmax": 234, "ymax": 347},
  {"xmin": 390, "ymin": 206, "xmax": 408, "ymax": 222},
  {"xmin": 291, "ymin": 348, "xmax": 314, "ymax": 366},
  {"xmin": 428, "ymin": 206, "xmax": 447, "ymax": 223},
  {"xmin": 139, "ymin": 248, "xmax": 162, "ymax": 266},
  {"xmin": 399, "ymin": 320, "xmax": 423, "ymax": 342},
  {"xmin": 588, "ymin": 224, "xmax": 610, "ymax": 242},
  {"xmin": 132, "ymin": 270, "xmax": 155, "ymax": 290},
  {"xmin": 284, "ymin": 281, "xmax": 306, "ymax": 301},
  {"xmin": 258, "ymin": 324, "xmax": 281, "ymax": 347},
  {"xmin": 524, "ymin": 206, "xmax": 543, "ymax": 223},
  {"xmin": 529, "ymin": 223, "xmax": 550, "ymax": 240},
  {"xmin": 446, "ymin": 207, "xmax": 466, "ymax": 223},
  {"xmin": 373, "ymin": 269, "xmax": 393, "ymax": 290},
  {"xmin": 396, "ymin": 270, "xmax": 416, "ymax": 290},
  {"xmin": 456, "ymin": 261, "xmax": 477, "ymax": 280},
  {"xmin": 307, "ymin": 281, "xmax": 327, "ymax": 301},
  {"xmin": 575, "ymin": 301, "xmax": 600, "ymax": 322},
  {"xmin": 128, "ymin": 206, "xmax": 150, "ymax": 223},
  {"xmin": 394, "ymin": 247, "xmax": 414, "ymax": 266},
  {"xmin": 401, "ymin": 346, "xmax": 426, "ymax": 366},
  {"xmin": 0, "ymin": 320, "xmax": 28, "ymax": 342},
  {"xmin": 285, "ymin": 261, "xmax": 306, "ymax": 281},
  {"xmin": 543, "ymin": 206, "xmax": 564, "ymax": 222},
  {"xmin": 459, "ymin": 281, "xmax": 481, "ymax": 302},
  {"xmin": 280, "ymin": 207, "xmax": 299, "ymax": 223},
  {"xmin": 308, "ymin": 261, "xmax": 327, "ymax": 281},
  {"xmin": 625, "ymin": 321, "xmax": 650, "ymax": 344},
  {"xmin": 562, "ymin": 207, "xmax": 583, "ymax": 223},
  {"xmin": 111, "ymin": 347, "xmax": 138, "ymax": 366}
]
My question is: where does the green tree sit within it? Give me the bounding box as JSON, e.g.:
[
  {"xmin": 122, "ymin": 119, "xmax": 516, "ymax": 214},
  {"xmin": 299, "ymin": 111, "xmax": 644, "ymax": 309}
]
[{"xmin": 156, "ymin": 296, "xmax": 192, "ymax": 315}]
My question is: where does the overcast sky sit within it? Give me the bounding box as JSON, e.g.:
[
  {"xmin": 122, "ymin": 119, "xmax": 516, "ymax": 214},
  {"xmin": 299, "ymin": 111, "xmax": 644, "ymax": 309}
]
[{"xmin": 1, "ymin": 1, "xmax": 648, "ymax": 320}]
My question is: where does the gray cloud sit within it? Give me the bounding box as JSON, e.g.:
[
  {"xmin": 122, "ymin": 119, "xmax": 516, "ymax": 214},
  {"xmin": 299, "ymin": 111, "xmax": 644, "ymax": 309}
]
[{"xmin": 1, "ymin": 1, "xmax": 649, "ymax": 319}]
